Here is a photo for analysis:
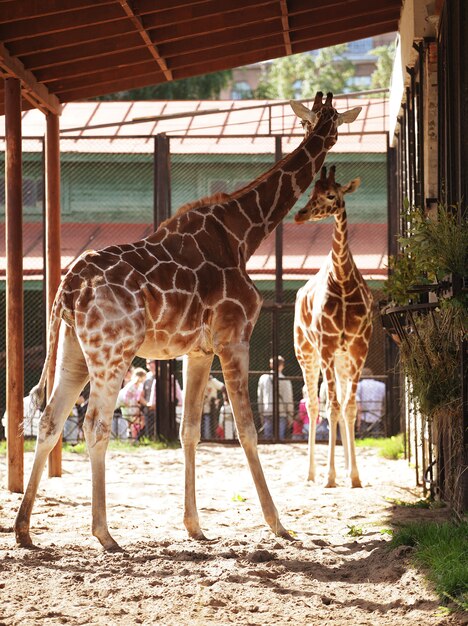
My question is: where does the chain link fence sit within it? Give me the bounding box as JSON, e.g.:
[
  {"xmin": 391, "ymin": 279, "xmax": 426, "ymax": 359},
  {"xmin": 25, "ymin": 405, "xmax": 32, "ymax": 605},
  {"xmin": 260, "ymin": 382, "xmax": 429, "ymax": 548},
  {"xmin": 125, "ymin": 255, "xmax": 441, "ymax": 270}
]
[{"xmin": 0, "ymin": 116, "xmax": 390, "ymax": 444}]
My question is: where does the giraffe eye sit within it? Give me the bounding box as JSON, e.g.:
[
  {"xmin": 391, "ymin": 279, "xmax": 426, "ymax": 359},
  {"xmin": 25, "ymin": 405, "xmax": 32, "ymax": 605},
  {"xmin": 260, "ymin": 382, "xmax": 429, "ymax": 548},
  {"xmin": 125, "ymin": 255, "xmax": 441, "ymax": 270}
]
[{"xmin": 327, "ymin": 194, "xmax": 335, "ymax": 200}]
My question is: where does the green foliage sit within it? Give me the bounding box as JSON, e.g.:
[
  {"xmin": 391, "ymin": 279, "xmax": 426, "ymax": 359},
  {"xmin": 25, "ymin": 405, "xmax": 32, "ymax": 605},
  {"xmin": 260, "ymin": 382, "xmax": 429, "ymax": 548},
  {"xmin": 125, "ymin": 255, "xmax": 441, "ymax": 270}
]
[
  {"xmin": 254, "ymin": 46, "xmax": 355, "ymax": 99},
  {"xmin": 370, "ymin": 42, "xmax": 396, "ymax": 91},
  {"xmin": 385, "ymin": 497, "xmax": 433, "ymax": 509},
  {"xmin": 0, "ymin": 439, "xmax": 36, "ymax": 454},
  {"xmin": 355, "ymin": 434, "xmax": 404, "ymax": 459},
  {"xmin": 391, "ymin": 521, "xmax": 468, "ymax": 610},
  {"xmin": 346, "ymin": 524, "xmax": 364, "ymax": 537},
  {"xmin": 96, "ymin": 70, "xmax": 232, "ymax": 101},
  {"xmin": 385, "ymin": 204, "xmax": 468, "ymax": 305},
  {"xmin": 384, "ymin": 203, "xmax": 467, "ymax": 420},
  {"xmin": 231, "ymin": 493, "xmax": 247, "ymax": 502}
]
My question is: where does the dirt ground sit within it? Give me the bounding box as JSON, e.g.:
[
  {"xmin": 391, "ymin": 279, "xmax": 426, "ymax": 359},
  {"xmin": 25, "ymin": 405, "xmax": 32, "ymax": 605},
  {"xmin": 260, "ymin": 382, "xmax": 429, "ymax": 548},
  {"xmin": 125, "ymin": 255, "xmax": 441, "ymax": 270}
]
[{"xmin": 0, "ymin": 442, "xmax": 465, "ymax": 626}]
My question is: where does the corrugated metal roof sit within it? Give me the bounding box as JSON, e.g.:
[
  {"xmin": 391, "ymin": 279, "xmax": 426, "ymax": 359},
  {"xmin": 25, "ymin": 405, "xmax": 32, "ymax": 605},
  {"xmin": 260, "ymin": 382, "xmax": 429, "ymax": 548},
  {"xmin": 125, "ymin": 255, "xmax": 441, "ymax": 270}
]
[{"xmin": 1, "ymin": 96, "xmax": 389, "ymax": 153}]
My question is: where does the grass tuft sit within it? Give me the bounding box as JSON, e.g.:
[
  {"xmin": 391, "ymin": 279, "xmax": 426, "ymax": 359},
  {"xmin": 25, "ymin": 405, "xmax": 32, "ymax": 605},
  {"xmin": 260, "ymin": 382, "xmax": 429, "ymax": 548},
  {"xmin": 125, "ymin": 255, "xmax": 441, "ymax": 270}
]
[
  {"xmin": 355, "ymin": 434, "xmax": 404, "ymax": 460},
  {"xmin": 391, "ymin": 521, "xmax": 468, "ymax": 610}
]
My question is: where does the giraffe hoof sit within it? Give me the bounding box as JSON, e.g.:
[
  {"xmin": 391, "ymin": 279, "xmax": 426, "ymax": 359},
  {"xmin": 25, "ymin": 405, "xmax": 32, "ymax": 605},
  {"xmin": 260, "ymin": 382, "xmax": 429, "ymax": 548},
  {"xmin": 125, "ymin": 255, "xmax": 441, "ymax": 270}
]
[
  {"xmin": 324, "ymin": 481, "xmax": 337, "ymax": 488},
  {"xmin": 277, "ymin": 529, "xmax": 296, "ymax": 542},
  {"xmin": 351, "ymin": 478, "xmax": 362, "ymax": 488},
  {"xmin": 104, "ymin": 542, "xmax": 124, "ymax": 553},
  {"xmin": 15, "ymin": 528, "xmax": 35, "ymax": 549},
  {"xmin": 188, "ymin": 530, "xmax": 209, "ymax": 541}
]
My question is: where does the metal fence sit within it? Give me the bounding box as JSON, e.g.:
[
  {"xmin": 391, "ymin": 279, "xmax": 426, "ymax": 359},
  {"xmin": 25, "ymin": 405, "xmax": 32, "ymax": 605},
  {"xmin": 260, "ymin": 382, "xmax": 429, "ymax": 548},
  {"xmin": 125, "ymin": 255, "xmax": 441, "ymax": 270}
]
[{"xmin": 0, "ymin": 118, "xmax": 392, "ymax": 444}]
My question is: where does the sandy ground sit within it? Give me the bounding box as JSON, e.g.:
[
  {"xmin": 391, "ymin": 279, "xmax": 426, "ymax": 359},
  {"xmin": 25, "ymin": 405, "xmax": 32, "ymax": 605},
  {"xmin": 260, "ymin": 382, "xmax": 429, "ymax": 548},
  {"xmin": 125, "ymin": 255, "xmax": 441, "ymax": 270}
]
[{"xmin": 0, "ymin": 442, "xmax": 465, "ymax": 626}]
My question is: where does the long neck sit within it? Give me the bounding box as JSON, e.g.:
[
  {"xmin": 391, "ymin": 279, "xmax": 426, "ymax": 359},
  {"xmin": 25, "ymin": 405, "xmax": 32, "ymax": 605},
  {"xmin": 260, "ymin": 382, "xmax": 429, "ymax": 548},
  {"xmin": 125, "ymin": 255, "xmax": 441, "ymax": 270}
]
[
  {"xmin": 220, "ymin": 117, "xmax": 336, "ymax": 260},
  {"xmin": 331, "ymin": 208, "xmax": 356, "ymax": 282}
]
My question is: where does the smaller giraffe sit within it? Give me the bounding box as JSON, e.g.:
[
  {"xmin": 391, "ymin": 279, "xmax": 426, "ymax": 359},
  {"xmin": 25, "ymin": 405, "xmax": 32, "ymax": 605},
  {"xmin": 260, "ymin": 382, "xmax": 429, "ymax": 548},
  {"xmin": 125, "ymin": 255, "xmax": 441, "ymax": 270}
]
[{"xmin": 293, "ymin": 165, "xmax": 373, "ymax": 488}]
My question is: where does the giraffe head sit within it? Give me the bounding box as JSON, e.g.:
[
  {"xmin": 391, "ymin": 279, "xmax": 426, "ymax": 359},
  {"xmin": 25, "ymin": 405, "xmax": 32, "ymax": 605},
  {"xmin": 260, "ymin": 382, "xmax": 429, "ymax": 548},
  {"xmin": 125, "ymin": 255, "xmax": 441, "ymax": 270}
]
[
  {"xmin": 290, "ymin": 92, "xmax": 362, "ymax": 137},
  {"xmin": 294, "ymin": 165, "xmax": 361, "ymax": 223}
]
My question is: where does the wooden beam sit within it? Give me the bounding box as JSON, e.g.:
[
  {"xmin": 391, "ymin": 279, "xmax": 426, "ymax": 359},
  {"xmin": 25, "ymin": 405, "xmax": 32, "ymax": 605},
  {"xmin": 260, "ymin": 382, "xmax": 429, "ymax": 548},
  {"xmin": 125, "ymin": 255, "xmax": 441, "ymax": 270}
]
[
  {"xmin": 35, "ymin": 46, "xmax": 151, "ymax": 83},
  {"xmin": 0, "ymin": 4, "xmax": 126, "ymax": 42},
  {"xmin": 45, "ymin": 113, "xmax": 63, "ymax": 478},
  {"xmin": 7, "ymin": 19, "xmax": 134, "ymax": 57},
  {"xmin": 118, "ymin": 0, "xmax": 172, "ymax": 81},
  {"xmin": 27, "ymin": 33, "xmax": 143, "ymax": 72},
  {"xmin": 279, "ymin": 0, "xmax": 292, "ymax": 56},
  {"xmin": 0, "ymin": 0, "xmax": 115, "ymax": 24},
  {"xmin": 0, "ymin": 43, "xmax": 61, "ymax": 115},
  {"xmin": 5, "ymin": 77, "xmax": 24, "ymax": 494},
  {"xmin": 52, "ymin": 61, "xmax": 165, "ymax": 94}
]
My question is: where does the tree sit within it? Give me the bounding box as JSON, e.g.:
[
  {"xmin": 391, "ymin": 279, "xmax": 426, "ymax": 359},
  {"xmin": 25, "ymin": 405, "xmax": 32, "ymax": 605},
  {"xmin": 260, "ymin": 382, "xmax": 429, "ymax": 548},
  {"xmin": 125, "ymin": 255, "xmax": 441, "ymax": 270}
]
[
  {"xmin": 96, "ymin": 70, "xmax": 232, "ymax": 101},
  {"xmin": 370, "ymin": 43, "xmax": 396, "ymax": 91},
  {"xmin": 254, "ymin": 45, "xmax": 355, "ymax": 99}
]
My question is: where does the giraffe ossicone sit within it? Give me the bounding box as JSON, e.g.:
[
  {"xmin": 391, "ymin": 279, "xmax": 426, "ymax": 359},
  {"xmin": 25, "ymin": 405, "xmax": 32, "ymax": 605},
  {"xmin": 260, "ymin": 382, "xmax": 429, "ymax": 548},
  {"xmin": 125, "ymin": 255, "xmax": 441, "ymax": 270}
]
[
  {"xmin": 15, "ymin": 93, "xmax": 362, "ymax": 551},
  {"xmin": 294, "ymin": 165, "xmax": 373, "ymax": 488}
]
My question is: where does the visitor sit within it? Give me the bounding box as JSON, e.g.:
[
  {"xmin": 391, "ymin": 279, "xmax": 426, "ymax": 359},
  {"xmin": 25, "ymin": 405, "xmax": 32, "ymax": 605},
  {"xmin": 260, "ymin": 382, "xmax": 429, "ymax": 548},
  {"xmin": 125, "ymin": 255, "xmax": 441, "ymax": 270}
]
[
  {"xmin": 201, "ymin": 374, "xmax": 225, "ymax": 439},
  {"xmin": 357, "ymin": 367, "xmax": 386, "ymax": 436},
  {"xmin": 257, "ymin": 356, "xmax": 294, "ymax": 440}
]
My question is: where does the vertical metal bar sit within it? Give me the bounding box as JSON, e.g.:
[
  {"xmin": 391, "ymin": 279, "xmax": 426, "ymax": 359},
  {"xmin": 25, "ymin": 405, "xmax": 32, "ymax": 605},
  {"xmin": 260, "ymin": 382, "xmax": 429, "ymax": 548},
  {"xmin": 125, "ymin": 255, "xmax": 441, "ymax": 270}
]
[
  {"xmin": 153, "ymin": 134, "xmax": 176, "ymax": 440},
  {"xmin": 428, "ymin": 419, "xmax": 434, "ymax": 499},
  {"xmin": 275, "ymin": 137, "xmax": 283, "ymax": 305},
  {"xmin": 45, "ymin": 113, "xmax": 62, "ymax": 477},
  {"xmin": 5, "ymin": 77, "xmax": 24, "ymax": 493},
  {"xmin": 416, "ymin": 42, "xmax": 425, "ymax": 210},
  {"xmin": 461, "ymin": 338, "xmax": 468, "ymax": 512},
  {"xmin": 386, "ymin": 139, "xmax": 400, "ymax": 437},
  {"xmin": 272, "ymin": 137, "xmax": 283, "ymax": 442}
]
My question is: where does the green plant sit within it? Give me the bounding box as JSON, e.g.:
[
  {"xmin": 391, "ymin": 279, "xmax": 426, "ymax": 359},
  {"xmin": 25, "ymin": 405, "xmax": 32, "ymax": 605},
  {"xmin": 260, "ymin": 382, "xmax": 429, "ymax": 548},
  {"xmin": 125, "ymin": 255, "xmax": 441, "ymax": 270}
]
[
  {"xmin": 391, "ymin": 521, "xmax": 468, "ymax": 610},
  {"xmin": 346, "ymin": 524, "xmax": 364, "ymax": 537},
  {"xmin": 355, "ymin": 434, "xmax": 404, "ymax": 459},
  {"xmin": 385, "ymin": 203, "xmax": 468, "ymax": 306},
  {"xmin": 383, "ymin": 202, "xmax": 467, "ymax": 448},
  {"xmin": 231, "ymin": 493, "xmax": 247, "ymax": 502}
]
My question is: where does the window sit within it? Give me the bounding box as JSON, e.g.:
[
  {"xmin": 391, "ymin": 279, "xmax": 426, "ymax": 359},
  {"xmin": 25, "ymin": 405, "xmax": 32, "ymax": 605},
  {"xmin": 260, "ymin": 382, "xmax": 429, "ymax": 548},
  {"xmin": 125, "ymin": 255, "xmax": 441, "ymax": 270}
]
[{"xmin": 231, "ymin": 81, "xmax": 253, "ymax": 100}]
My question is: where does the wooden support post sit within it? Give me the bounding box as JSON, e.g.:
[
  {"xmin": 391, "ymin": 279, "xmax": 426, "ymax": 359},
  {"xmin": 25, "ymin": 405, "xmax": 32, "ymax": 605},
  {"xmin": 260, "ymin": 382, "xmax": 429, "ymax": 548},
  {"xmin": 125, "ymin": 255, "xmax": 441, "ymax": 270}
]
[
  {"xmin": 5, "ymin": 77, "xmax": 24, "ymax": 493},
  {"xmin": 45, "ymin": 113, "xmax": 62, "ymax": 477},
  {"xmin": 153, "ymin": 134, "xmax": 177, "ymax": 440}
]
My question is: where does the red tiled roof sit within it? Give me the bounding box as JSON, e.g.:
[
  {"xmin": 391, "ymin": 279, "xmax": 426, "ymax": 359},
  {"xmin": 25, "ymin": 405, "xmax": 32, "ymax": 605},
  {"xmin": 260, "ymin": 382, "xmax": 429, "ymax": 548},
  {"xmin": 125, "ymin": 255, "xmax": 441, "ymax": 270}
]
[{"xmin": 2, "ymin": 221, "xmax": 387, "ymax": 283}]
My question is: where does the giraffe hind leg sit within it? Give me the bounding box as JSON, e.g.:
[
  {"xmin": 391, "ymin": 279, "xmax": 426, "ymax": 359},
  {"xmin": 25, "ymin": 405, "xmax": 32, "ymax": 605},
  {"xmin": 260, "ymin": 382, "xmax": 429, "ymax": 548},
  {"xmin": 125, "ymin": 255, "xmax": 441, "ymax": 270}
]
[{"xmin": 15, "ymin": 323, "xmax": 89, "ymax": 548}]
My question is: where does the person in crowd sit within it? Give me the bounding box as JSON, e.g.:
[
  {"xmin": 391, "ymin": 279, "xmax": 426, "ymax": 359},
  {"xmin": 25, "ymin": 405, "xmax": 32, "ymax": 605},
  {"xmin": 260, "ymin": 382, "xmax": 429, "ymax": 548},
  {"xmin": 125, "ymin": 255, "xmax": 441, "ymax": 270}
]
[
  {"xmin": 217, "ymin": 390, "xmax": 237, "ymax": 440},
  {"xmin": 357, "ymin": 367, "xmax": 386, "ymax": 436},
  {"xmin": 116, "ymin": 367, "xmax": 147, "ymax": 440},
  {"xmin": 143, "ymin": 359, "xmax": 157, "ymax": 437},
  {"xmin": 294, "ymin": 385, "xmax": 311, "ymax": 440},
  {"xmin": 257, "ymin": 356, "xmax": 294, "ymax": 440},
  {"xmin": 201, "ymin": 374, "xmax": 225, "ymax": 439},
  {"xmin": 147, "ymin": 372, "xmax": 184, "ymax": 432}
]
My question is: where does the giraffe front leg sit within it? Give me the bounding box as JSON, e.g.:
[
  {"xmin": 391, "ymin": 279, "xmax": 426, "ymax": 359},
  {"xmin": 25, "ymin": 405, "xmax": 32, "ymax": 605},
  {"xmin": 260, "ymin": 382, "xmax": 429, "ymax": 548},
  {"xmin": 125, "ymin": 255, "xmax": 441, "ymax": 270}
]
[
  {"xmin": 322, "ymin": 368, "xmax": 341, "ymax": 488},
  {"xmin": 180, "ymin": 352, "xmax": 213, "ymax": 540},
  {"xmin": 343, "ymin": 397, "xmax": 362, "ymax": 489},
  {"xmin": 219, "ymin": 344, "xmax": 291, "ymax": 539}
]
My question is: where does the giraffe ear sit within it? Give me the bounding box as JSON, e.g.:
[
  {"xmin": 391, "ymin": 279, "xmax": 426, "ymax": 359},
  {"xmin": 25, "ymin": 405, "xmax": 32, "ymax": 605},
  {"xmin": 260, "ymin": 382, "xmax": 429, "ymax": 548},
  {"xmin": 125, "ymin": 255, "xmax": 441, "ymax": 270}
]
[
  {"xmin": 290, "ymin": 100, "xmax": 317, "ymax": 124},
  {"xmin": 337, "ymin": 107, "xmax": 362, "ymax": 126},
  {"xmin": 342, "ymin": 178, "xmax": 361, "ymax": 194}
]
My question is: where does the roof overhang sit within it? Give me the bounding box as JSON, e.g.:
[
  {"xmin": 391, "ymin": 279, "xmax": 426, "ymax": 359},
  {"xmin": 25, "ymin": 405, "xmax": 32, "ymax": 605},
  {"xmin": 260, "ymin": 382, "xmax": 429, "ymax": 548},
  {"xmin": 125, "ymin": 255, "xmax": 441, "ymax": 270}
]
[{"xmin": 0, "ymin": 0, "xmax": 402, "ymax": 115}]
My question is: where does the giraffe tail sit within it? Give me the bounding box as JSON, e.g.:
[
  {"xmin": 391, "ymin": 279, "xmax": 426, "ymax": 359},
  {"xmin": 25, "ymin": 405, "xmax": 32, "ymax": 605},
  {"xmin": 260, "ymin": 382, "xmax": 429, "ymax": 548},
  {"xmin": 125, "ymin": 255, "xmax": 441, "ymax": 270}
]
[{"xmin": 24, "ymin": 289, "xmax": 65, "ymax": 429}]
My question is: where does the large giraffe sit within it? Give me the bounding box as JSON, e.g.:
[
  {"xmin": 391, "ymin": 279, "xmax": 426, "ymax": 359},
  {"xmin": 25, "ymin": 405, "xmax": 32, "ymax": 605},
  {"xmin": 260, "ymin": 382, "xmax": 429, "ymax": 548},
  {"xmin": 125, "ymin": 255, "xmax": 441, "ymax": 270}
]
[
  {"xmin": 293, "ymin": 165, "xmax": 373, "ymax": 488},
  {"xmin": 15, "ymin": 93, "xmax": 361, "ymax": 551}
]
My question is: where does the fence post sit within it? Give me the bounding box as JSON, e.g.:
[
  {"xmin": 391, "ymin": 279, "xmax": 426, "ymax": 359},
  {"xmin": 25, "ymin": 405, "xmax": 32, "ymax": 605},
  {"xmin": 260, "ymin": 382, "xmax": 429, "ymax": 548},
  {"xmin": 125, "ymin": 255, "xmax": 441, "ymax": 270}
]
[
  {"xmin": 45, "ymin": 112, "xmax": 62, "ymax": 477},
  {"xmin": 153, "ymin": 134, "xmax": 177, "ymax": 441},
  {"xmin": 5, "ymin": 77, "xmax": 24, "ymax": 493},
  {"xmin": 272, "ymin": 137, "xmax": 283, "ymax": 442}
]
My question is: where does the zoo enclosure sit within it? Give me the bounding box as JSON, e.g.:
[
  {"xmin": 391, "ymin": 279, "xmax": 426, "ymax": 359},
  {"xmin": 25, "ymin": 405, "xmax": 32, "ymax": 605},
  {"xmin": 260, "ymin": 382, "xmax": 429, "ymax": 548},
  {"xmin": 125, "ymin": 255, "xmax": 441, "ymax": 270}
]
[{"xmin": 0, "ymin": 95, "xmax": 395, "ymax": 443}]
